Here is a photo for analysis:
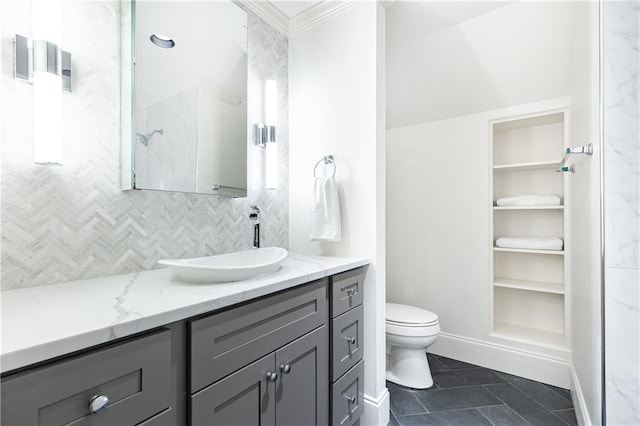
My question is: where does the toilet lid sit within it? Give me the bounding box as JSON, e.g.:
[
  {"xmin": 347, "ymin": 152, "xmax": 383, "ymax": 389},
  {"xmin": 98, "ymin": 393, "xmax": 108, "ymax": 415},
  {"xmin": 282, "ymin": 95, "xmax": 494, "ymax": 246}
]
[{"xmin": 386, "ymin": 303, "xmax": 438, "ymax": 326}]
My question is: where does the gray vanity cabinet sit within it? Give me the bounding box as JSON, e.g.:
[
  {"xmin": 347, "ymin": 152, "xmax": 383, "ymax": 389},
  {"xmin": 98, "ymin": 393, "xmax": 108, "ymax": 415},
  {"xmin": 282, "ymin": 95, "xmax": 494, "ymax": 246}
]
[
  {"xmin": 189, "ymin": 279, "xmax": 329, "ymax": 426},
  {"xmin": 191, "ymin": 326, "xmax": 328, "ymax": 426},
  {"xmin": 0, "ymin": 329, "xmax": 173, "ymax": 426},
  {"xmin": 191, "ymin": 353, "xmax": 275, "ymax": 426},
  {"xmin": 274, "ymin": 326, "xmax": 328, "ymax": 426},
  {"xmin": 330, "ymin": 268, "xmax": 366, "ymax": 426}
]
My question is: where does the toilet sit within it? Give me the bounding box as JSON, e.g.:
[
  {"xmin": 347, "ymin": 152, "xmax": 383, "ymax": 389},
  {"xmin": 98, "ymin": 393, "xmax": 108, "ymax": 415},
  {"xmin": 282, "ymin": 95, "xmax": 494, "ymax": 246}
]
[{"xmin": 386, "ymin": 302, "xmax": 440, "ymax": 389}]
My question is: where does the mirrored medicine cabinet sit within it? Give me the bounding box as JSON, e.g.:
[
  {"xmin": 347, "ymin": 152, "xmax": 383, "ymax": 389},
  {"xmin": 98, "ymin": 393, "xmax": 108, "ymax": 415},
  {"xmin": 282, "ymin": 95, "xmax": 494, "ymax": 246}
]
[{"xmin": 120, "ymin": 0, "xmax": 248, "ymax": 197}]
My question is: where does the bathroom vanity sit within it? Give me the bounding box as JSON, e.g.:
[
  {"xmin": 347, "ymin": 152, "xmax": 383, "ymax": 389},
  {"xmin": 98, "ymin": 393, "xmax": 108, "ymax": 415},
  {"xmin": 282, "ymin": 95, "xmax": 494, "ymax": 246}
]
[{"xmin": 0, "ymin": 253, "xmax": 367, "ymax": 426}]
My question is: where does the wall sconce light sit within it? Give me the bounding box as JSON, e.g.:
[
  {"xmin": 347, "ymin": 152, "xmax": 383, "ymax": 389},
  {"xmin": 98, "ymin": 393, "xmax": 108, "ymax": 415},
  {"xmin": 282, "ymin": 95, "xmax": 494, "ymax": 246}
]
[
  {"xmin": 14, "ymin": 17, "xmax": 71, "ymax": 166},
  {"xmin": 255, "ymin": 79, "xmax": 278, "ymax": 190}
]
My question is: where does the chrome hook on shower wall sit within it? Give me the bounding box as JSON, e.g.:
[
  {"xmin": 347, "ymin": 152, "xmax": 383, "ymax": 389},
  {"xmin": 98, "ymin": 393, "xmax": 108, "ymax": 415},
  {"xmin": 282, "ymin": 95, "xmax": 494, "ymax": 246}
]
[
  {"xmin": 136, "ymin": 129, "xmax": 164, "ymax": 147},
  {"xmin": 556, "ymin": 143, "xmax": 593, "ymax": 173}
]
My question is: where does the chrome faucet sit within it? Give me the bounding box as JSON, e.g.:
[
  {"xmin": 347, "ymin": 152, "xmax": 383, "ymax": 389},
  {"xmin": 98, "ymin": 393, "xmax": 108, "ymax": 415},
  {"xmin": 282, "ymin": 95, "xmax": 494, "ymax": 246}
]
[{"xmin": 249, "ymin": 206, "xmax": 260, "ymax": 248}]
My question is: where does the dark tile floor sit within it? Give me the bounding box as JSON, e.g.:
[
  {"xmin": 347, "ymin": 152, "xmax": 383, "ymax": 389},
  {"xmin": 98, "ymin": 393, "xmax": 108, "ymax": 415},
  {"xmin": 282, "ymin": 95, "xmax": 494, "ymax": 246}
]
[{"xmin": 388, "ymin": 354, "xmax": 577, "ymax": 426}]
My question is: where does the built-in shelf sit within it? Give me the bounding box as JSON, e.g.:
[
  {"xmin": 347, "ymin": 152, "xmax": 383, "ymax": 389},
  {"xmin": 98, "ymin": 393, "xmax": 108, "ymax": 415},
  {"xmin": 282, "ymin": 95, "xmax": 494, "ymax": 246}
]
[
  {"xmin": 493, "ymin": 160, "xmax": 560, "ymax": 172},
  {"xmin": 492, "ymin": 321, "xmax": 566, "ymax": 350},
  {"xmin": 491, "ymin": 110, "xmax": 568, "ymax": 355},
  {"xmin": 493, "ymin": 247, "xmax": 564, "ymax": 255},
  {"xmin": 493, "ymin": 205, "xmax": 564, "ymax": 210},
  {"xmin": 494, "ymin": 277, "xmax": 564, "ymax": 294}
]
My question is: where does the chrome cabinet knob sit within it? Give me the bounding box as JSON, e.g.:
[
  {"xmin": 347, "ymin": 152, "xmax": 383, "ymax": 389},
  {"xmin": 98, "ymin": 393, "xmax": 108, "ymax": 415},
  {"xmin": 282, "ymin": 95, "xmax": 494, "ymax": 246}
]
[
  {"xmin": 266, "ymin": 372, "xmax": 278, "ymax": 383},
  {"xmin": 89, "ymin": 394, "xmax": 109, "ymax": 414},
  {"xmin": 344, "ymin": 394, "xmax": 357, "ymax": 404},
  {"xmin": 347, "ymin": 288, "xmax": 356, "ymax": 297},
  {"xmin": 280, "ymin": 364, "xmax": 291, "ymax": 374},
  {"xmin": 345, "ymin": 336, "xmax": 356, "ymax": 345}
]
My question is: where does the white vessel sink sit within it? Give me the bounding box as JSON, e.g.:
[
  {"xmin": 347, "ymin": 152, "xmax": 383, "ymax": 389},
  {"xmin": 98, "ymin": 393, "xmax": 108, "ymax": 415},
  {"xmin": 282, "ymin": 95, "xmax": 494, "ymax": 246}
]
[{"xmin": 158, "ymin": 247, "xmax": 288, "ymax": 283}]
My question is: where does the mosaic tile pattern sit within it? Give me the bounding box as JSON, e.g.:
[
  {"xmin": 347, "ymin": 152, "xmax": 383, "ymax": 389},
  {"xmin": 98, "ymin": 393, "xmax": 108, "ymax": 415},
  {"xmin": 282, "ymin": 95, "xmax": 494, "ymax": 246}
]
[{"xmin": 1, "ymin": 1, "xmax": 289, "ymax": 289}]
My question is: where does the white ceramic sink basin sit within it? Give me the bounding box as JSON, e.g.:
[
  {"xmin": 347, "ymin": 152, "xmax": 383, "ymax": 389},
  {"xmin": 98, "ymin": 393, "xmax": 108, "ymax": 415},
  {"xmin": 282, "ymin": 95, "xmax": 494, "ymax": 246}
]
[{"xmin": 158, "ymin": 247, "xmax": 288, "ymax": 283}]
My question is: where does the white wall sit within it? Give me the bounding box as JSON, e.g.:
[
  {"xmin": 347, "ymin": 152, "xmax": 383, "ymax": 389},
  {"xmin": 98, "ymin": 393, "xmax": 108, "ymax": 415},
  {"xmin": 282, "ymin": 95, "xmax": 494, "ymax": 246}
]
[
  {"xmin": 288, "ymin": 2, "xmax": 388, "ymax": 424},
  {"xmin": 387, "ymin": 97, "xmax": 573, "ymax": 387},
  {"xmin": 568, "ymin": 3, "xmax": 602, "ymax": 425}
]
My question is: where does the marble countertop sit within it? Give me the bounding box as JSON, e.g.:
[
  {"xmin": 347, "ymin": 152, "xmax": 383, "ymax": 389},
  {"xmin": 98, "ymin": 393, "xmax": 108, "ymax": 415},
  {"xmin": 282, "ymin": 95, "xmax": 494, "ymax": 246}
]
[{"xmin": 1, "ymin": 252, "xmax": 368, "ymax": 374}]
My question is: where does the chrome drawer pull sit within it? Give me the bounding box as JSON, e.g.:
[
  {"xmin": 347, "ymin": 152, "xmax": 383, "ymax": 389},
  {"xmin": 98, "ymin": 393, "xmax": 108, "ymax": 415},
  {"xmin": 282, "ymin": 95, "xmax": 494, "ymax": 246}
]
[
  {"xmin": 89, "ymin": 394, "xmax": 109, "ymax": 414},
  {"xmin": 280, "ymin": 364, "xmax": 291, "ymax": 374},
  {"xmin": 344, "ymin": 394, "xmax": 357, "ymax": 404},
  {"xmin": 345, "ymin": 336, "xmax": 356, "ymax": 345},
  {"xmin": 346, "ymin": 288, "xmax": 356, "ymax": 297},
  {"xmin": 266, "ymin": 371, "xmax": 278, "ymax": 383}
]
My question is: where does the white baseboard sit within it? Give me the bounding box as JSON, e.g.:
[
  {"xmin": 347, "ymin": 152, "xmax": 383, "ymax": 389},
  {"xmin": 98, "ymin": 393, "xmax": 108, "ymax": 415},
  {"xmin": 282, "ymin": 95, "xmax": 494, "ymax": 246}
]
[
  {"xmin": 570, "ymin": 364, "xmax": 594, "ymax": 426},
  {"xmin": 430, "ymin": 332, "xmax": 571, "ymax": 388},
  {"xmin": 360, "ymin": 389, "xmax": 390, "ymax": 426}
]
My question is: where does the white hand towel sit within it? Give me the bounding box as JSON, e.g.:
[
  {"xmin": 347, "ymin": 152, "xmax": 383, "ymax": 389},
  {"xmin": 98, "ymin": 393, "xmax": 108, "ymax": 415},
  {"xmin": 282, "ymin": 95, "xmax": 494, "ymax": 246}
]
[
  {"xmin": 496, "ymin": 195, "xmax": 561, "ymax": 207},
  {"xmin": 310, "ymin": 175, "xmax": 341, "ymax": 241},
  {"xmin": 496, "ymin": 237, "xmax": 564, "ymax": 251}
]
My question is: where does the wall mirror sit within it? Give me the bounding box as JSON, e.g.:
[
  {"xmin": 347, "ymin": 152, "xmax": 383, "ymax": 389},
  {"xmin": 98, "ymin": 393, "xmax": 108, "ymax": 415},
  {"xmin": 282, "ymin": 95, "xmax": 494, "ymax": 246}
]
[{"xmin": 123, "ymin": 1, "xmax": 248, "ymax": 197}]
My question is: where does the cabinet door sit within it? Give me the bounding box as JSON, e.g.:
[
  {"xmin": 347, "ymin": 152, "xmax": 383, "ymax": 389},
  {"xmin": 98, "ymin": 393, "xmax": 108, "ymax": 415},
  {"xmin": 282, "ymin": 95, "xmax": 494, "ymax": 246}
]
[
  {"xmin": 190, "ymin": 354, "xmax": 276, "ymax": 426},
  {"xmin": 275, "ymin": 326, "xmax": 328, "ymax": 426}
]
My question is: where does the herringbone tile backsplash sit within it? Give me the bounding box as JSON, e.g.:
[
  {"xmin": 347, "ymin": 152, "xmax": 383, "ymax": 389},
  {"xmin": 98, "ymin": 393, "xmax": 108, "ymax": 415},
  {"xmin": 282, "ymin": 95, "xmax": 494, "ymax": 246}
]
[{"xmin": 1, "ymin": 2, "xmax": 289, "ymax": 290}]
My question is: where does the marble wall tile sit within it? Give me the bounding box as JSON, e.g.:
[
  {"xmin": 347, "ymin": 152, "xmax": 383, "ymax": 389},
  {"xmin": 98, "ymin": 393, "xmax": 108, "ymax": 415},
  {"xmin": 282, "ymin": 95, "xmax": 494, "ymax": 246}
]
[
  {"xmin": 603, "ymin": 1, "xmax": 640, "ymax": 425},
  {"xmin": 605, "ymin": 267, "xmax": 640, "ymax": 425},
  {"xmin": 603, "ymin": 0, "xmax": 639, "ymax": 109},
  {"xmin": 136, "ymin": 87, "xmax": 199, "ymax": 192},
  {"xmin": 603, "ymin": 103, "xmax": 640, "ymax": 270},
  {"xmin": 0, "ymin": 1, "xmax": 289, "ymax": 290}
]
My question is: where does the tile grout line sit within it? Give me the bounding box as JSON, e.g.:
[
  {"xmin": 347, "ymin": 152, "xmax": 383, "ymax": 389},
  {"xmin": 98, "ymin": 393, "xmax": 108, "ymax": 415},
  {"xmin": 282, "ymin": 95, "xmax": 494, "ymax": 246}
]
[
  {"xmin": 476, "ymin": 406, "xmax": 500, "ymax": 426},
  {"xmin": 482, "ymin": 384, "xmax": 535, "ymax": 426},
  {"xmin": 410, "ymin": 390, "xmax": 430, "ymax": 414},
  {"xmin": 496, "ymin": 380, "xmax": 573, "ymax": 414},
  {"xmin": 548, "ymin": 409, "xmax": 576, "ymax": 426}
]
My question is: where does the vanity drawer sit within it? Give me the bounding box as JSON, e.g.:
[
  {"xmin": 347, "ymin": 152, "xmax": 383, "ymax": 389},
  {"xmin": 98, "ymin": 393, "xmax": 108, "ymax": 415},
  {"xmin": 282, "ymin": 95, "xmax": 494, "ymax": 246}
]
[
  {"xmin": 1, "ymin": 329, "xmax": 172, "ymax": 426},
  {"xmin": 330, "ymin": 267, "xmax": 364, "ymax": 318},
  {"xmin": 190, "ymin": 279, "xmax": 327, "ymax": 392},
  {"xmin": 331, "ymin": 304, "xmax": 364, "ymax": 381},
  {"xmin": 331, "ymin": 360, "xmax": 364, "ymax": 426}
]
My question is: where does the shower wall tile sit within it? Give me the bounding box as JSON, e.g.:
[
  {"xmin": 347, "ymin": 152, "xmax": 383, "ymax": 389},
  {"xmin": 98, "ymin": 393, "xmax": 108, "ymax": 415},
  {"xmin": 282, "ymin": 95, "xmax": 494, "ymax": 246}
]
[
  {"xmin": 0, "ymin": 1, "xmax": 289, "ymax": 290},
  {"xmin": 603, "ymin": 1, "xmax": 640, "ymax": 425},
  {"xmin": 603, "ymin": 103, "xmax": 640, "ymax": 270},
  {"xmin": 135, "ymin": 87, "xmax": 199, "ymax": 192},
  {"xmin": 604, "ymin": 267, "xmax": 640, "ymax": 426},
  {"xmin": 603, "ymin": 0, "xmax": 639, "ymax": 109}
]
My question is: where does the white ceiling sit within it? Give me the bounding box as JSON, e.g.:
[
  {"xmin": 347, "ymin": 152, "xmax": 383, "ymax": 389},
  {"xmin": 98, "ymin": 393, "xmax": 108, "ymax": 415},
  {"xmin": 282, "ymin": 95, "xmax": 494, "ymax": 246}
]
[{"xmin": 386, "ymin": 1, "xmax": 579, "ymax": 129}]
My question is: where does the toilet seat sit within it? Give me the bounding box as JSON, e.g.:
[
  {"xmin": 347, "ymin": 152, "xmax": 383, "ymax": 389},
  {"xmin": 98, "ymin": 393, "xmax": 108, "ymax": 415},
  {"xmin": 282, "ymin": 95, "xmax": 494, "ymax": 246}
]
[{"xmin": 386, "ymin": 303, "xmax": 438, "ymax": 326}]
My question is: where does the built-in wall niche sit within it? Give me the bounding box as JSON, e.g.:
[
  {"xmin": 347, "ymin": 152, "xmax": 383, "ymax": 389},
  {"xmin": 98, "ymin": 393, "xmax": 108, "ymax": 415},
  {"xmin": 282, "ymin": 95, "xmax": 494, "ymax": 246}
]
[
  {"xmin": 490, "ymin": 109, "xmax": 569, "ymax": 351},
  {"xmin": 493, "ymin": 251, "xmax": 564, "ymax": 293},
  {"xmin": 493, "ymin": 209, "xmax": 564, "ymax": 240},
  {"xmin": 493, "ymin": 169, "xmax": 563, "ymax": 201},
  {"xmin": 493, "ymin": 113, "xmax": 564, "ymax": 166},
  {"xmin": 493, "ymin": 287, "xmax": 565, "ymax": 348}
]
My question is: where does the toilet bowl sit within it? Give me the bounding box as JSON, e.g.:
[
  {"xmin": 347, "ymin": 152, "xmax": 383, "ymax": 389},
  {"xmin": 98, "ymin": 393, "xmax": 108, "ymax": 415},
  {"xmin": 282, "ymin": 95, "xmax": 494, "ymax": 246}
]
[{"xmin": 386, "ymin": 302, "xmax": 440, "ymax": 389}]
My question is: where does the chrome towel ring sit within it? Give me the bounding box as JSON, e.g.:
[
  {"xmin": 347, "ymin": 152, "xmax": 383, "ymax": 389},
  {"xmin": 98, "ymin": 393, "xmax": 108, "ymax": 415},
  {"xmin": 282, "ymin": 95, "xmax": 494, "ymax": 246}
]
[{"xmin": 313, "ymin": 155, "xmax": 336, "ymax": 178}]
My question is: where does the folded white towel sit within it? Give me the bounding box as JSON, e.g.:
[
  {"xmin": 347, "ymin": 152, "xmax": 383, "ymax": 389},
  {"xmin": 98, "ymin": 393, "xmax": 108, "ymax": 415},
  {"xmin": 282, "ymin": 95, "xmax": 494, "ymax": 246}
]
[
  {"xmin": 310, "ymin": 175, "xmax": 341, "ymax": 241},
  {"xmin": 496, "ymin": 237, "xmax": 564, "ymax": 251},
  {"xmin": 496, "ymin": 195, "xmax": 561, "ymax": 207}
]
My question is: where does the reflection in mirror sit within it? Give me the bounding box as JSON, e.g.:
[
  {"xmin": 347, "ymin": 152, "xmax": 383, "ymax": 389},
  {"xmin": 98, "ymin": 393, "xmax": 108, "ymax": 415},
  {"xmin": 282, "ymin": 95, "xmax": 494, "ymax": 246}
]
[{"xmin": 133, "ymin": 1, "xmax": 248, "ymax": 197}]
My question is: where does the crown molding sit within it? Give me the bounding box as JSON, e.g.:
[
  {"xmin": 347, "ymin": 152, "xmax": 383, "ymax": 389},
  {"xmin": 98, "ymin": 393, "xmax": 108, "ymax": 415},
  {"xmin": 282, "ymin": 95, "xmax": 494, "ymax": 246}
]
[
  {"xmin": 288, "ymin": 0, "xmax": 358, "ymax": 37},
  {"xmin": 242, "ymin": 1, "xmax": 289, "ymax": 37},
  {"xmin": 244, "ymin": 0, "xmax": 365, "ymax": 38}
]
